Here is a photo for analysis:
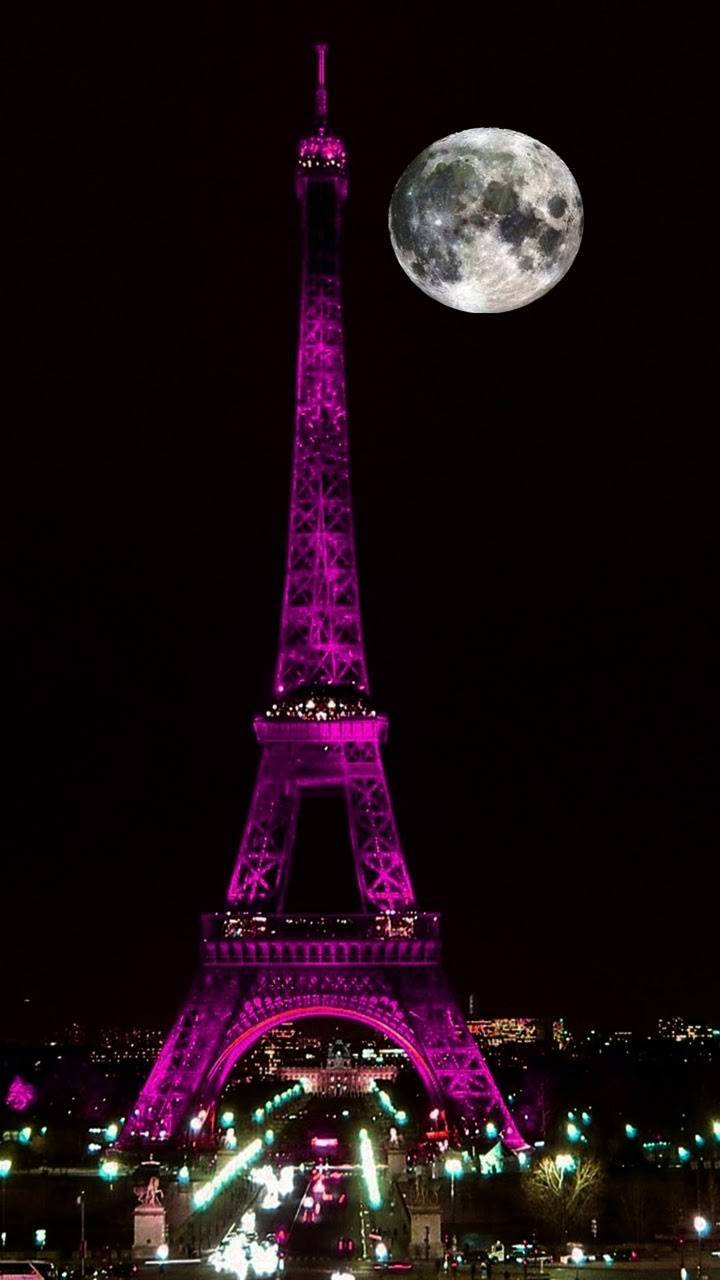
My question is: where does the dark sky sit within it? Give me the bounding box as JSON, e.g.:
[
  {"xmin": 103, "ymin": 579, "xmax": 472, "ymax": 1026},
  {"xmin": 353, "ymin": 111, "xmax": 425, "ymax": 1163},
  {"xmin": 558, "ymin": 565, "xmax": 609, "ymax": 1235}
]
[{"xmin": 3, "ymin": 5, "xmax": 716, "ymax": 1037}]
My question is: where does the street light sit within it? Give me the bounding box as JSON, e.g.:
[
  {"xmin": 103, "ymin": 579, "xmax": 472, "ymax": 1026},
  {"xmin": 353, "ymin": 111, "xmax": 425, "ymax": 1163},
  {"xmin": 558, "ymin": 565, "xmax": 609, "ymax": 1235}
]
[
  {"xmin": 693, "ymin": 1216, "xmax": 708, "ymax": 1280},
  {"xmin": 77, "ymin": 1191, "xmax": 86, "ymax": 1279},
  {"xmin": 571, "ymin": 1246, "xmax": 584, "ymax": 1280},
  {"xmin": 0, "ymin": 1161, "xmax": 11, "ymax": 1251},
  {"xmin": 445, "ymin": 1157, "xmax": 462, "ymax": 1225}
]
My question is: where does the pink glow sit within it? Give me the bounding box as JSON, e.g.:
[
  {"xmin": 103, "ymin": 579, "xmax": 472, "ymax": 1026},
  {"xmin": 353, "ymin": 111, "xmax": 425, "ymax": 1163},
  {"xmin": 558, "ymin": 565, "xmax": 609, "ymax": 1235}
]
[
  {"xmin": 311, "ymin": 1136, "xmax": 338, "ymax": 1148},
  {"xmin": 6, "ymin": 1075, "xmax": 35, "ymax": 1111}
]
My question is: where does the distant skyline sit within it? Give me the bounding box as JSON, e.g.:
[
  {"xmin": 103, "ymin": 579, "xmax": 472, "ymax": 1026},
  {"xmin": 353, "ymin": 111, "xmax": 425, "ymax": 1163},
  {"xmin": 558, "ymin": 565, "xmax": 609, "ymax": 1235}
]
[{"xmin": 3, "ymin": 9, "xmax": 716, "ymax": 1032}]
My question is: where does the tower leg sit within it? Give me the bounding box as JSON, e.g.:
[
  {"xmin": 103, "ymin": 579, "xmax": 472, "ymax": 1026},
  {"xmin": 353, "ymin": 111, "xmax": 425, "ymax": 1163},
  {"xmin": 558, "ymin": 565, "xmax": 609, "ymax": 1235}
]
[
  {"xmin": 344, "ymin": 742, "xmax": 414, "ymax": 911},
  {"xmin": 227, "ymin": 749, "xmax": 299, "ymax": 907},
  {"xmin": 396, "ymin": 967, "xmax": 527, "ymax": 1149},
  {"xmin": 125, "ymin": 970, "xmax": 242, "ymax": 1142}
]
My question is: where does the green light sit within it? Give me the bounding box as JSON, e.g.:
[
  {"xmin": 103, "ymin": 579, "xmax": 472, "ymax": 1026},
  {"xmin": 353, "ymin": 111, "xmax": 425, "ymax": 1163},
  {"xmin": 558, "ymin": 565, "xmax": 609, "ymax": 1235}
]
[
  {"xmin": 220, "ymin": 1110, "xmax": 235, "ymax": 1128},
  {"xmin": 695, "ymin": 1134, "xmax": 705, "ymax": 1147},
  {"xmin": 178, "ymin": 1165, "xmax": 190, "ymax": 1185},
  {"xmin": 485, "ymin": 1121, "xmax": 498, "ymax": 1139},
  {"xmin": 555, "ymin": 1153, "xmax": 575, "ymax": 1173},
  {"xmin": 359, "ymin": 1128, "xmax": 383, "ymax": 1209},
  {"xmin": 567, "ymin": 1122, "xmax": 580, "ymax": 1142},
  {"xmin": 18, "ymin": 1127, "xmax": 32, "ymax": 1145},
  {"xmin": 193, "ymin": 1137, "xmax": 263, "ymax": 1210},
  {"xmin": 0, "ymin": 1160, "xmax": 12, "ymax": 1177},
  {"xmin": 99, "ymin": 1159, "xmax": 119, "ymax": 1180},
  {"xmin": 445, "ymin": 1157, "xmax": 463, "ymax": 1176},
  {"xmin": 264, "ymin": 1129, "xmax": 274, "ymax": 1145},
  {"xmin": 678, "ymin": 1146, "xmax": 691, "ymax": 1163},
  {"xmin": 625, "ymin": 1123, "xmax": 637, "ymax": 1139},
  {"xmin": 104, "ymin": 1122, "xmax": 119, "ymax": 1142},
  {"xmin": 581, "ymin": 1111, "xmax": 591, "ymax": 1126},
  {"xmin": 518, "ymin": 1151, "xmax": 528, "ymax": 1168}
]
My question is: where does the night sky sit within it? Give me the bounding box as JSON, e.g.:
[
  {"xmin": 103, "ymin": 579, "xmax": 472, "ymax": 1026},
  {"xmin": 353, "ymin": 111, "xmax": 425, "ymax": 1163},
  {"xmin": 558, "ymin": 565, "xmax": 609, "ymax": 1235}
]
[{"xmin": 3, "ymin": 6, "xmax": 716, "ymax": 1037}]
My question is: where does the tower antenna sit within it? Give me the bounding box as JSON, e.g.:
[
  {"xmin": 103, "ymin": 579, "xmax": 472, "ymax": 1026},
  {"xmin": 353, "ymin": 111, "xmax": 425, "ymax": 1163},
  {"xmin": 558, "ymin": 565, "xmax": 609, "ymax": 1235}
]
[{"xmin": 314, "ymin": 42, "xmax": 328, "ymax": 129}]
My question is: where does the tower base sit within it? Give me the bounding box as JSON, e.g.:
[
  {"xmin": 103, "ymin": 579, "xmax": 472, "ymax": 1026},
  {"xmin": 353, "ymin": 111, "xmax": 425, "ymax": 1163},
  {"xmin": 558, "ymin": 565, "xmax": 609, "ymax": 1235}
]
[{"xmin": 122, "ymin": 913, "xmax": 524, "ymax": 1149}]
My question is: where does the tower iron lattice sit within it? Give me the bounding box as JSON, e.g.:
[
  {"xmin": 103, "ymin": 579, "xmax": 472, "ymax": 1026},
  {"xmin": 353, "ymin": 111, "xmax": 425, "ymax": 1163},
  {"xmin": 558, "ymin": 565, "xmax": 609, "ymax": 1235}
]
[{"xmin": 122, "ymin": 46, "xmax": 524, "ymax": 1151}]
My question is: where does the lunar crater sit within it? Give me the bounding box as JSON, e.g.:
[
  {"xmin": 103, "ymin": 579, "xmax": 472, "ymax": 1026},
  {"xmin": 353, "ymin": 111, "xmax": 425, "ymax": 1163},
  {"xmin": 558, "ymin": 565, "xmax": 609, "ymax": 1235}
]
[{"xmin": 389, "ymin": 126, "xmax": 583, "ymax": 313}]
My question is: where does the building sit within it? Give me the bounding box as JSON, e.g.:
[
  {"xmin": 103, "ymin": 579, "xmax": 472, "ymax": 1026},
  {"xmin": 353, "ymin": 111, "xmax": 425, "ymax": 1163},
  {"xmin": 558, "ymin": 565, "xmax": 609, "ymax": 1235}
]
[{"xmin": 468, "ymin": 1017, "xmax": 545, "ymax": 1046}]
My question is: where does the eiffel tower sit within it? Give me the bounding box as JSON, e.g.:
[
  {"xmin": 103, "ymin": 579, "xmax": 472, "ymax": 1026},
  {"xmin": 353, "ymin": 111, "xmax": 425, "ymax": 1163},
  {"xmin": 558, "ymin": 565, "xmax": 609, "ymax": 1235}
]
[{"xmin": 122, "ymin": 45, "xmax": 524, "ymax": 1150}]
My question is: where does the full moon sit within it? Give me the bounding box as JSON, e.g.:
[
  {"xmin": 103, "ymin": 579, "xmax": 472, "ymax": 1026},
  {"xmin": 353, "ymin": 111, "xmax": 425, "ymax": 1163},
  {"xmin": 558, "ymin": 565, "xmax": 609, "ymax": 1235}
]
[{"xmin": 389, "ymin": 127, "xmax": 583, "ymax": 313}]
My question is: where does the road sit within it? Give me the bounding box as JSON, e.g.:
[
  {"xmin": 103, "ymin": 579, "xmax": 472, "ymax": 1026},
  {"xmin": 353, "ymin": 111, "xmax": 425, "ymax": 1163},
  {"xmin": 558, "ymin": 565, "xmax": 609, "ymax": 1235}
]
[{"xmin": 205, "ymin": 1093, "xmax": 409, "ymax": 1268}]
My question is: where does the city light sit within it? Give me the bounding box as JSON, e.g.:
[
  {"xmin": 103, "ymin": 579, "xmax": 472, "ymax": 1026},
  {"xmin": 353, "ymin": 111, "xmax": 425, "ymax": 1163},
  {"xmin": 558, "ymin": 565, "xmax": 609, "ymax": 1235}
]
[
  {"xmin": 678, "ymin": 1147, "xmax": 691, "ymax": 1163},
  {"xmin": 445, "ymin": 1157, "xmax": 463, "ymax": 1177},
  {"xmin": 713, "ymin": 1121, "xmax": 720, "ymax": 1141},
  {"xmin": 359, "ymin": 1128, "xmax": 382, "ymax": 1210},
  {"xmin": 555, "ymin": 1153, "xmax": 576, "ymax": 1174},
  {"xmin": 694, "ymin": 1216, "xmax": 708, "ymax": 1235},
  {"xmin": 99, "ymin": 1160, "xmax": 119, "ymax": 1180},
  {"xmin": 220, "ymin": 1110, "xmax": 235, "ymax": 1128},
  {"xmin": 252, "ymin": 1081, "xmax": 306, "ymax": 1124},
  {"xmin": 208, "ymin": 1209, "xmax": 280, "ymax": 1279},
  {"xmin": 189, "ymin": 1116, "xmax": 203, "ymax": 1133},
  {"xmin": 370, "ymin": 1081, "xmax": 408, "ymax": 1126},
  {"xmin": 104, "ymin": 1122, "xmax": 119, "ymax": 1142},
  {"xmin": 251, "ymin": 1164, "xmax": 295, "ymax": 1211},
  {"xmin": 567, "ymin": 1122, "xmax": 580, "ymax": 1142},
  {"xmin": 156, "ymin": 1246, "xmax": 169, "ymax": 1262},
  {"xmin": 178, "ymin": 1165, "xmax": 190, "ymax": 1185},
  {"xmin": 625, "ymin": 1123, "xmax": 638, "ymax": 1139},
  {"xmin": 485, "ymin": 1121, "xmax": 498, "ymax": 1139},
  {"xmin": 18, "ymin": 1126, "xmax": 32, "ymax": 1144},
  {"xmin": 193, "ymin": 1137, "xmax": 263, "ymax": 1210},
  {"xmin": 35, "ymin": 1229, "xmax": 47, "ymax": 1248},
  {"xmin": 0, "ymin": 1160, "xmax": 11, "ymax": 1177}
]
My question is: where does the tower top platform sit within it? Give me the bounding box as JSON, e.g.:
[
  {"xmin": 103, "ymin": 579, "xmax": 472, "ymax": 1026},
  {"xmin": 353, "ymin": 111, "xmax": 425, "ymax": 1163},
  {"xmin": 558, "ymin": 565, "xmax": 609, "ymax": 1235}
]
[{"xmin": 296, "ymin": 42, "xmax": 347, "ymax": 179}]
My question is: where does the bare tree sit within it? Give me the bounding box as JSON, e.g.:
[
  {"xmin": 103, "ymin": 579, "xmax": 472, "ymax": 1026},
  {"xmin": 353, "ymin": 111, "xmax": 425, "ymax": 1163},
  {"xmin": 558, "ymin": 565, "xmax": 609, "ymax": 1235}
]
[{"xmin": 524, "ymin": 1155, "xmax": 605, "ymax": 1245}]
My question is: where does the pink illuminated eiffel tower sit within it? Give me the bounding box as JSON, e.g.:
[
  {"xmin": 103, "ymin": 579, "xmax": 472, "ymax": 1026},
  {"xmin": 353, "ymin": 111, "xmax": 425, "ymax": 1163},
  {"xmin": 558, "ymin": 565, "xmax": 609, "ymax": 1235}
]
[{"xmin": 122, "ymin": 46, "xmax": 524, "ymax": 1149}]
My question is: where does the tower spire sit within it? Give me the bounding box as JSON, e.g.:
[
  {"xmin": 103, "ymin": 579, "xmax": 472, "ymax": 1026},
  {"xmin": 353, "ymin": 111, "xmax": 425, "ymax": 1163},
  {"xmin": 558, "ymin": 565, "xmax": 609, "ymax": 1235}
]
[{"xmin": 314, "ymin": 41, "xmax": 328, "ymax": 129}]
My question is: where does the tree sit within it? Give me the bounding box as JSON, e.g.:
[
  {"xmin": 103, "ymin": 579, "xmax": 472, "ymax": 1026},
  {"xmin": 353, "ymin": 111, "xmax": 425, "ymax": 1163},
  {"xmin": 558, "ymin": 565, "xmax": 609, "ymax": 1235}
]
[{"xmin": 524, "ymin": 1154, "xmax": 605, "ymax": 1245}]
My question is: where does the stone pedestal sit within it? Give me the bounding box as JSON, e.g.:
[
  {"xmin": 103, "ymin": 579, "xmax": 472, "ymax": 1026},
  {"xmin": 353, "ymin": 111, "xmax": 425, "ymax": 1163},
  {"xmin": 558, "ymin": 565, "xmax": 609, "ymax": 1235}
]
[
  {"xmin": 408, "ymin": 1206, "xmax": 442, "ymax": 1260},
  {"xmin": 133, "ymin": 1205, "xmax": 167, "ymax": 1260},
  {"xmin": 388, "ymin": 1148, "xmax": 408, "ymax": 1177}
]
